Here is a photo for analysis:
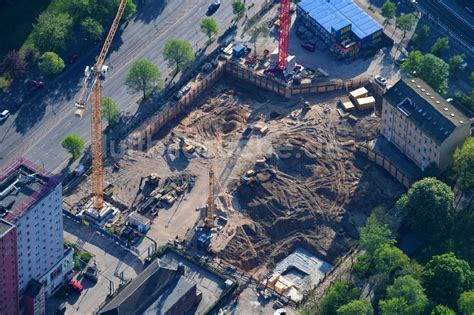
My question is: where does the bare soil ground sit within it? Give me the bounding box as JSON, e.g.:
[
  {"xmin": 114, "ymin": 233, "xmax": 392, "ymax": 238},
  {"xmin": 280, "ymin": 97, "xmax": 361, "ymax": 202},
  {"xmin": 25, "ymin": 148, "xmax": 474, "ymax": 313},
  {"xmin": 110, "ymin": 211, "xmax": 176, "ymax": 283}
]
[{"xmin": 64, "ymin": 80, "xmax": 404, "ymax": 275}]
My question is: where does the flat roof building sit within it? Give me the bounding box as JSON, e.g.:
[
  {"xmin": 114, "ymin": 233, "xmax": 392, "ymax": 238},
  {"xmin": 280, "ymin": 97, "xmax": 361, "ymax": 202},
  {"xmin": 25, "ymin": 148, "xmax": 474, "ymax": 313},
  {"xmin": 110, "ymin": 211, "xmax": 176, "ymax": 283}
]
[
  {"xmin": 381, "ymin": 78, "xmax": 471, "ymax": 170},
  {"xmin": 297, "ymin": 0, "xmax": 383, "ymax": 58},
  {"xmin": 0, "ymin": 159, "xmax": 74, "ymax": 297}
]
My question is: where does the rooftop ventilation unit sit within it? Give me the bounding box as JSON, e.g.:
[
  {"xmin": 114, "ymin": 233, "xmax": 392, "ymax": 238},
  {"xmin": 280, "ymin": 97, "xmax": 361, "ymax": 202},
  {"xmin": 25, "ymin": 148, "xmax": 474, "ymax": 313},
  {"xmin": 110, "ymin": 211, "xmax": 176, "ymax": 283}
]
[
  {"xmin": 435, "ymin": 101, "xmax": 440, "ymax": 104},
  {"xmin": 460, "ymin": 120, "xmax": 464, "ymax": 124},
  {"xmin": 451, "ymin": 113, "xmax": 455, "ymax": 117},
  {"xmin": 426, "ymin": 92, "xmax": 430, "ymax": 96},
  {"xmin": 444, "ymin": 107, "xmax": 448, "ymax": 111},
  {"xmin": 411, "ymin": 79, "xmax": 416, "ymax": 83},
  {"xmin": 421, "ymin": 88, "xmax": 426, "ymax": 92},
  {"xmin": 416, "ymin": 85, "xmax": 421, "ymax": 88}
]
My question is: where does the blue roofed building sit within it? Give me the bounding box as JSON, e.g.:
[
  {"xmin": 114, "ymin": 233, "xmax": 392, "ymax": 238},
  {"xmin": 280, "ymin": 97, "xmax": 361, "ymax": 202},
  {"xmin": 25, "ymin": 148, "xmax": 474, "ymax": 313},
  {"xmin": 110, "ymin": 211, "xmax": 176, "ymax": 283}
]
[{"xmin": 296, "ymin": 0, "xmax": 383, "ymax": 58}]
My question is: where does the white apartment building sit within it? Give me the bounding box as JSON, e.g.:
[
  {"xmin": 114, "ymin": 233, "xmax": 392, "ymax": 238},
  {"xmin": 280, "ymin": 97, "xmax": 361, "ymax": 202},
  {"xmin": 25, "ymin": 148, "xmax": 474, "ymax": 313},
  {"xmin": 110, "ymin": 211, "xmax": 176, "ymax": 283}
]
[{"xmin": 381, "ymin": 78, "xmax": 470, "ymax": 171}]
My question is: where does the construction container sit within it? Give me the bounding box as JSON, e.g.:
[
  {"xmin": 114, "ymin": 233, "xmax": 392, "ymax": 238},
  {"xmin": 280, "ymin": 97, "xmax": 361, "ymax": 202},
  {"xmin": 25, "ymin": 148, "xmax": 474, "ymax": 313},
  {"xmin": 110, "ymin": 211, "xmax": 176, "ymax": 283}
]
[
  {"xmin": 349, "ymin": 87, "xmax": 368, "ymax": 100},
  {"xmin": 128, "ymin": 212, "xmax": 151, "ymax": 234},
  {"xmin": 341, "ymin": 101, "xmax": 355, "ymax": 111},
  {"xmin": 356, "ymin": 96, "xmax": 376, "ymax": 110},
  {"xmin": 268, "ymin": 274, "xmax": 280, "ymax": 288}
]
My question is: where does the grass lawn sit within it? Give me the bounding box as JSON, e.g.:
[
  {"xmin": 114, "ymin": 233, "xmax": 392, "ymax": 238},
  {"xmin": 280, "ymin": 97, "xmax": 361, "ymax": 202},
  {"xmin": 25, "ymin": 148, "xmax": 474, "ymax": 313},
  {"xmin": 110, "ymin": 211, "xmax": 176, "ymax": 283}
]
[{"xmin": 0, "ymin": 0, "xmax": 51, "ymax": 58}]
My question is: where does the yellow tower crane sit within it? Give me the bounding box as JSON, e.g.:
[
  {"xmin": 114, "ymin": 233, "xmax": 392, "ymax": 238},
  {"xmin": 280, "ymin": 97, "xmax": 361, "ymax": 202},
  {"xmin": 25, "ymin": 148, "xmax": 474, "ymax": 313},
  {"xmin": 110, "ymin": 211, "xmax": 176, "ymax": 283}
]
[
  {"xmin": 205, "ymin": 165, "xmax": 215, "ymax": 228},
  {"xmin": 74, "ymin": 0, "xmax": 128, "ymax": 213}
]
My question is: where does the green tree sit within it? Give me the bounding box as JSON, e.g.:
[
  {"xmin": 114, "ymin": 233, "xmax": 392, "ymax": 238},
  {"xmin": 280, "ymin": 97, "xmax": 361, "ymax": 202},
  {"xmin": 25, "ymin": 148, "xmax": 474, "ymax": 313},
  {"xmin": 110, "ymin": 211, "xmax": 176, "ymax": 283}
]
[
  {"xmin": 453, "ymin": 137, "xmax": 474, "ymax": 191},
  {"xmin": 32, "ymin": 12, "xmax": 73, "ymax": 52},
  {"xmin": 431, "ymin": 37, "xmax": 450, "ymax": 57},
  {"xmin": 431, "ymin": 305, "xmax": 456, "ymax": 315},
  {"xmin": 469, "ymin": 72, "xmax": 474, "ymax": 85},
  {"xmin": 401, "ymin": 50, "xmax": 423, "ymax": 75},
  {"xmin": 449, "ymin": 54, "xmax": 465, "ymax": 76},
  {"xmin": 232, "ymin": 0, "xmax": 246, "ymax": 20},
  {"xmin": 424, "ymin": 253, "xmax": 474, "ymax": 307},
  {"xmin": 1, "ymin": 50, "xmax": 27, "ymax": 79},
  {"xmin": 379, "ymin": 297, "xmax": 410, "ymax": 315},
  {"xmin": 125, "ymin": 59, "xmax": 161, "ymax": 99},
  {"xmin": 419, "ymin": 53, "xmax": 449, "ymax": 94},
  {"xmin": 374, "ymin": 245, "xmax": 410, "ymax": 278},
  {"xmin": 381, "ymin": 0, "xmax": 396, "ymax": 26},
  {"xmin": 162, "ymin": 39, "xmax": 195, "ymax": 74},
  {"xmin": 101, "ymin": 97, "xmax": 121, "ymax": 126},
  {"xmin": 319, "ymin": 281, "xmax": 360, "ymax": 315},
  {"xmin": 358, "ymin": 213, "xmax": 395, "ymax": 255},
  {"xmin": 80, "ymin": 17, "xmax": 104, "ymax": 43},
  {"xmin": 396, "ymin": 13, "xmax": 416, "ymax": 39},
  {"xmin": 88, "ymin": 0, "xmax": 136, "ymax": 27},
  {"xmin": 62, "ymin": 134, "xmax": 85, "ymax": 160},
  {"xmin": 337, "ymin": 299, "xmax": 374, "ymax": 315},
  {"xmin": 396, "ymin": 177, "xmax": 454, "ymax": 234},
  {"xmin": 22, "ymin": 46, "xmax": 39, "ymax": 66},
  {"xmin": 414, "ymin": 24, "xmax": 431, "ymax": 45},
  {"xmin": 38, "ymin": 52, "xmax": 65, "ymax": 77},
  {"xmin": 386, "ymin": 275, "xmax": 428, "ymax": 314},
  {"xmin": 458, "ymin": 291, "xmax": 474, "ymax": 315},
  {"xmin": 200, "ymin": 18, "xmax": 219, "ymax": 42}
]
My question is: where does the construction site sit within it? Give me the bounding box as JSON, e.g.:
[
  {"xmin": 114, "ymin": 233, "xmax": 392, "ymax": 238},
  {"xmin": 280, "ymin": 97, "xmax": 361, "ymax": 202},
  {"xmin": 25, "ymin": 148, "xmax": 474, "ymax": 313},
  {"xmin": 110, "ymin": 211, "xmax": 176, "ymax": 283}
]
[
  {"xmin": 64, "ymin": 75, "xmax": 404, "ymax": 273},
  {"xmin": 59, "ymin": 0, "xmax": 406, "ymax": 311}
]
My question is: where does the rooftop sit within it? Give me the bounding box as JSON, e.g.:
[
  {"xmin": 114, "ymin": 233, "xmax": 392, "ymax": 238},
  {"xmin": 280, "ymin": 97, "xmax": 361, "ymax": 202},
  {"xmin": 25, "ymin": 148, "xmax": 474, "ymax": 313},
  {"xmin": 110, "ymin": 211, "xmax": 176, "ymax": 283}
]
[
  {"xmin": 0, "ymin": 219, "xmax": 14, "ymax": 236},
  {"xmin": 0, "ymin": 159, "xmax": 60, "ymax": 223},
  {"xmin": 298, "ymin": 0, "xmax": 382, "ymax": 40},
  {"xmin": 384, "ymin": 78, "xmax": 470, "ymax": 143}
]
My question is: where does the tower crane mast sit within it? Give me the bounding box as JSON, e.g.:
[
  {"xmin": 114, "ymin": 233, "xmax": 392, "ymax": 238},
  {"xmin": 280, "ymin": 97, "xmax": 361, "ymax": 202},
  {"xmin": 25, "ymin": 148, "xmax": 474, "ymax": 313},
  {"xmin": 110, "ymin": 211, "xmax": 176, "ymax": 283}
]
[
  {"xmin": 277, "ymin": 0, "xmax": 291, "ymax": 70},
  {"xmin": 74, "ymin": 0, "xmax": 128, "ymax": 212}
]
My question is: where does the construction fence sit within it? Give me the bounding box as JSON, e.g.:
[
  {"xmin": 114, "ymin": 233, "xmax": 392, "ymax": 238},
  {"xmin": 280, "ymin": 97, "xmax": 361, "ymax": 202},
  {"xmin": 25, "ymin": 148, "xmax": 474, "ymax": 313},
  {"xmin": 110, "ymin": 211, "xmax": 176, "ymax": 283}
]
[
  {"xmin": 128, "ymin": 63, "xmax": 226, "ymax": 149},
  {"xmin": 129, "ymin": 60, "xmax": 370, "ymax": 148},
  {"xmin": 356, "ymin": 145, "xmax": 414, "ymax": 188},
  {"xmin": 225, "ymin": 60, "xmax": 370, "ymax": 98}
]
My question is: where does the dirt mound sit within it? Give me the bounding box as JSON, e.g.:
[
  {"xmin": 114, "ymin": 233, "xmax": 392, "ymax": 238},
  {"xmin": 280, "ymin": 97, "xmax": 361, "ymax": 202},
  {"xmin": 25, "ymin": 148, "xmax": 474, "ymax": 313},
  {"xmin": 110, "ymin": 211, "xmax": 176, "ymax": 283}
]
[
  {"xmin": 220, "ymin": 114, "xmax": 404, "ymax": 271},
  {"xmin": 190, "ymin": 95, "xmax": 250, "ymax": 139}
]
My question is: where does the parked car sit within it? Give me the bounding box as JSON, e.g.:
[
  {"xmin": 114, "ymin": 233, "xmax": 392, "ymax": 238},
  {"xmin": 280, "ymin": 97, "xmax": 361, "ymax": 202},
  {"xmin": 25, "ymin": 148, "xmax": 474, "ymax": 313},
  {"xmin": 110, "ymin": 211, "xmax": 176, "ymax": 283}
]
[
  {"xmin": 301, "ymin": 42, "xmax": 315, "ymax": 52},
  {"xmin": 374, "ymin": 75, "xmax": 387, "ymax": 87},
  {"xmin": 67, "ymin": 53, "xmax": 80, "ymax": 64},
  {"xmin": 207, "ymin": 0, "xmax": 221, "ymax": 14},
  {"xmin": 56, "ymin": 302, "xmax": 67, "ymax": 314},
  {"xmin": 395, "ymin": 57, "xmax": 406, "ymax": 67},
  {"xmin": 26, "ymin": 79, "xmax": 45, "ymax": 89},
  {"xmin": 0, "ymin": 110, "xmax": 10, "ymax": 122},
  {"xmin": 68, "ymin": 280, "xmax": 83, "ymax": 293},
  {"xmin": 84, "ymin": 266, "xmax": 98, "ymax": 283}
]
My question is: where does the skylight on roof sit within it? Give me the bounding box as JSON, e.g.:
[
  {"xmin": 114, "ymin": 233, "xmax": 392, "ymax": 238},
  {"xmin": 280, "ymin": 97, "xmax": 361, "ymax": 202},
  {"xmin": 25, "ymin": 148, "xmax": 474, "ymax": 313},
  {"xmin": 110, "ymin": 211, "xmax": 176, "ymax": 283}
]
[{"xmin": 444, "ymin": 108, "xmax": 448, "ymax": 111}]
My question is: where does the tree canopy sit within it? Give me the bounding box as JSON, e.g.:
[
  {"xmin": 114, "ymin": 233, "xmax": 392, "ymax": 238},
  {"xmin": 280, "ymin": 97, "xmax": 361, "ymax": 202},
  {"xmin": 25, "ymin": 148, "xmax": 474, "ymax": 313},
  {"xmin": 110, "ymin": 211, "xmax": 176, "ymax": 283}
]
[
  {"xmin": 449, "ymin": 54, "xmax": 465, "ymax": 76},
  {"xmin": 358, "ymin": 213, "xmax": 395, "ymax": 255},
  {"xmin": 80, "ymin": 17, "xmax": 104, "ymax": 43},
  {"xmin": 381, "ymin": 0, "xmax": 396, "ymax": 25},
  {"xmin": 396, "ymin": 177, "xmax": 454, "ymax": 235},
  {"xmin": 62, "ymin": 134, "xmax": 85, "ymax": 160},
  {"xmin": 431, "ymin": 305, "xmax": 455, "ymax": 315},
  {"xmin": 453, "ymin": 137, "xmax": 474, "ymax": 191},
  {"xmin": 396, "ymin": 13, "xmax": 416, "ymax": 38},
  {"xmin": 162, "ymin": 39, "xmax": 195, "ymax": 74},
  {"xmin": 431, "ymin": 37, "xmax": 449, "ymax": 57},
  {"xmin": 1, "ymin": 50, "xmax": 26, "ymax": 79},
  {"xmin": 336, "ymin": 299, "xmax": 374, "ymax": 315},
  {"xmin": 125, "ymin": 59, "xmax": 161, "ymax": 99},
  {"xmin": 458, "ymin": 290, "xmax": 474, "ymax": 315},
  {"xmin": 374, "ymin": 245, "xmax": 410, "ymax": 278},
  {"xmin": 319, "ymin": 281, "xmax": 360, "ymax": 315},
  {"xmin": 385, "ymin": 275, "xmax": 428, "ymax": 314},
  {"xmin": 401, "ymin": 51, "xmax": 449, "ymax": 94},
  {"xmin": 232, "ymin": 0, "xmax": 246, "ymax": 19},
  {"xmin": 423, "ymin": 253, "xmax": 474, "ymax": 307},
  {"xmin": 32, "ymin": 12, "xmax": 73, "ymax": 52},
  {"xmin": 200, "ymin": 18, "xmax": 219, "ymax": 42},
  {"xmin": 379, "ymin": 297, "xmax": 410, "ymax": 315},
  {"xmin": 101, "ymin": 97, "xmax": 121, "ymax": 126},
  {"xmin": 38, "ymin": 52, "xmax": 65, "ymax": 76},
  {"xmin": 414, "ymin": 25, "xmax": 431, "ymax": 45}
]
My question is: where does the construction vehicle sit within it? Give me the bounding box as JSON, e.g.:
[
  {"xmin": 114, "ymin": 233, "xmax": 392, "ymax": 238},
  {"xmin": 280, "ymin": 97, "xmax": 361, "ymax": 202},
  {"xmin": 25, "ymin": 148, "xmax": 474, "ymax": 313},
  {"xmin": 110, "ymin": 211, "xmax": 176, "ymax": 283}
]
[
  {"xmin": 177, "ymin": 136, "xmax": 196, "ymax": 154},
  {"xmin": 73, "ymin": 0, "xmax": 128, "ymax": 214},
  {"xmin": 138, "ymin": 173, "xmax": 160, "ymax": 193}
]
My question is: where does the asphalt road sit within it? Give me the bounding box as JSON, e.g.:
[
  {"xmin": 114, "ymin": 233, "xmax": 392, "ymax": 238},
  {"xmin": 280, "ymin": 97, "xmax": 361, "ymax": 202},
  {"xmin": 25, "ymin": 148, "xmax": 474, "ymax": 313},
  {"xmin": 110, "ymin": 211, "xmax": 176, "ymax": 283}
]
[{"xmin": 0, "ymin": 0, "xmax": 266, "ymax": 173}]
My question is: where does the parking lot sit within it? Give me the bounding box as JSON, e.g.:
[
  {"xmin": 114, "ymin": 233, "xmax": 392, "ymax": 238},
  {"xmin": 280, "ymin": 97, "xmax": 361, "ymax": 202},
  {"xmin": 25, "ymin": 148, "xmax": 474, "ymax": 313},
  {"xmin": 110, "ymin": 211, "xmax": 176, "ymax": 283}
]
[{"xmin": 46, "ymin": 217, "xmax": 144, "ymax": 314}]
